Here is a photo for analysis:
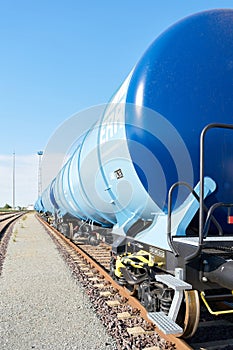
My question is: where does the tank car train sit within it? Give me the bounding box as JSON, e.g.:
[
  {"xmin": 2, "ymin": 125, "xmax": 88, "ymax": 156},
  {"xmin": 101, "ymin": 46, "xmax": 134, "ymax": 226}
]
[{"xmin": 35, "ymin": 9, "xmax": 233, "ymax": 338}]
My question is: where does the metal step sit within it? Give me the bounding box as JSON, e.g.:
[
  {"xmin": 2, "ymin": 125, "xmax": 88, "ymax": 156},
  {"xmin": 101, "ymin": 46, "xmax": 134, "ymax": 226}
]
[
  {"xmin": 148, "ymin": 311, "xmax": 183, "ymax": 335},
  {"xmin": 155, "ymin": 274, "xmax": 192, "ymax": 290}
]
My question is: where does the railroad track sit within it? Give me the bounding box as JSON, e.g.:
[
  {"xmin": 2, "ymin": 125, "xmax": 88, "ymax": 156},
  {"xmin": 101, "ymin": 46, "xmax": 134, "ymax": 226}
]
[
  {"xmin": 0, "ymin": 211, "xmax": 26, "ymax": 275},
  {"xmin": 0, "ymin": 212, "xmax": 24, "ymax": 235},
  {"xmin": 37, "ymin": 215, "xmax": 233, "ymax": 350},
  {"xmin": 187, "ymin": 313, "xmax": 233, "ymax": 350},
  {"xmin": 74, "ymin": 240, "xmax": 112, "ymax": 271},
  {"xmin": 37, "ymin": 215, "xmax": 190, "ymax": 350},
  {"xmin": 0, "ymin": 211, "xmax": 26, "ymax": 241}
]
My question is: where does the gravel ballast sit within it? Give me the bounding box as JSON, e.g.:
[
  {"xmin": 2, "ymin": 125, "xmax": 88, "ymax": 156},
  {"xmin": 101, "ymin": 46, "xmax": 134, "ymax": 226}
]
[{"xmin": 0, "ymin": 213, "xmax": 116, "ymax": 350}]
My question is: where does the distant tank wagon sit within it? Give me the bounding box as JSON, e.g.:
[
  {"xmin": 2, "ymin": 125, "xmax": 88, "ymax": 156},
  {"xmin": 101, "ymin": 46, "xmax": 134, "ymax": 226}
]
[{"xmin": 35, "ymin": 9, "xmax": 233, "ymax": 337}]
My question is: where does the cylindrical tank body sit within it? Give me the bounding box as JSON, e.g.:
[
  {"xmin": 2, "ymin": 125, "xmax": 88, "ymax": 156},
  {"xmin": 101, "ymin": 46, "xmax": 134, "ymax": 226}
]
[
  {"xmin": 125, "ymin": 10, "xmax": 233, "ymax": 206},
  {"xmin": 124, "ymin": 9, "xmax": 233, "ymax": 232},
  {"xmin": 40, "ymin": 185, "xmax": 54, "ymax": 215},
  {"xmin": 34, "ymin": 197, "xmax": 44, "ymax": 212},
  {"xmin": 41, "ymin": 9, "xmax": 233, "ymax": 233}
]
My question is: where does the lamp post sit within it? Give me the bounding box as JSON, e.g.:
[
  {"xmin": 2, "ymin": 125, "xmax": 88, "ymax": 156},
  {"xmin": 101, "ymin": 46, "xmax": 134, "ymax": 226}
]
[
  {"xmin": 37, "ymin": 151, "xmax": 43, "ymax": 197},
  {"xmin": 12, "ymin": 151, "xmax": 15, "ymax": 210}
]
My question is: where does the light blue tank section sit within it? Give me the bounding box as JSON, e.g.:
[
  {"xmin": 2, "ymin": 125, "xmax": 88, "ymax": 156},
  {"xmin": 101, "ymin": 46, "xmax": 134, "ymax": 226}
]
[
  {"xmin": 50, "ymin": 111, "xmax": 160, "ymax": 227},
  {"xmin": 40, "ymin": 186, "xmax": 55, "ymax": 215},
  {"xmin": 34, "ymin": 197, "xmax": 44, "ymax": 212}
]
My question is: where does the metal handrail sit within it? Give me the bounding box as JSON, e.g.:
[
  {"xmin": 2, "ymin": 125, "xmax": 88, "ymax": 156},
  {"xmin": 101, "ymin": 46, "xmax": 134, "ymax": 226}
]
[
  {"xmin": 203, "ymin": 202, "xmax": 233, "ymax": 238},
  {"xmin": 199, "ymin": 124, "xmax": 233, "ymax": 246},
  {"xmin": 167, "ymin": 181, "xmax": 222, "ymax": 260},
  {"xmin": 168, "ymin": 123, "xmax": 233, "ymax": 261},
  {"xmin": 167, "ymin": 181, "xmax": 203, "ymax": 257}
]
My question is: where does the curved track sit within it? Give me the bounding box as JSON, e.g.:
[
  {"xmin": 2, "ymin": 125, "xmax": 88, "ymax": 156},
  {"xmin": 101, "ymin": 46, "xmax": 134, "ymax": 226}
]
[
  {"xmin": 0, "ymin": 212, "xmax": 25, "ymax": 241},
  {"xmin": 0, "ymin": 212, "xmax": 26, "ymax": 275}
]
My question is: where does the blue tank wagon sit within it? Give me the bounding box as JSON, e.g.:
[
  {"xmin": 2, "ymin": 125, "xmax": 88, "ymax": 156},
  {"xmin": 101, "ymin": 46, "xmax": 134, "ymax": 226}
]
[{"xmin": 35, "ymin": 10, "xmax": 233, "ymax": 337}]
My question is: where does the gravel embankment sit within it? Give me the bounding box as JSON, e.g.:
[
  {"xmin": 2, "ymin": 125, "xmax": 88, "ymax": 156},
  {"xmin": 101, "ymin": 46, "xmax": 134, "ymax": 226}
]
[{"xmin": 0, "ymin": 213, "xmax": 116, "ymax": 350}]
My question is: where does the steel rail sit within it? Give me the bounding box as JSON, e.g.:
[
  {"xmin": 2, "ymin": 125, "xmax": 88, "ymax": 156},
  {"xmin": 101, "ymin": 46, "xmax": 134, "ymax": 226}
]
[{"xmin": 37, "ymin": 214, "xmax": 192, "ymax": 350}]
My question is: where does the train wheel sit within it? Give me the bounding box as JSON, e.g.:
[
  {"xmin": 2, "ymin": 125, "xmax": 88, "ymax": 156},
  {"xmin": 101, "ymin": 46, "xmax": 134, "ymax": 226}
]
[
  {"xmin": 124, "ymin": 284, "xmax": 137, "ymax": 296},
  {"xmin": 88, "ymin": 233, "xmax": 99, "ymax": 246},
  {"xmin": 109, "ymin": 257, "xmax": 116, "ymax": 279},
  {"xmin": 177, "ymin": 290, "xmax": 200, "ymax": 338}
]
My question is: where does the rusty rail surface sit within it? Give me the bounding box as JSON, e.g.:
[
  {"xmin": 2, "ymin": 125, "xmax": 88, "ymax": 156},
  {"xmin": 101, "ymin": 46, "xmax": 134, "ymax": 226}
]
[{"xmin": 37, "ymin": 214, "xmax": 192, "ymax": 350}]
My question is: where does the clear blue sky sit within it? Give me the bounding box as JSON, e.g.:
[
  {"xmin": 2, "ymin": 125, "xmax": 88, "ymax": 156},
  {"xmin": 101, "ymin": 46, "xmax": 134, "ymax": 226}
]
[{"xmin": 0, "ymin": 0, "xmax": 233, "ymax": 206}]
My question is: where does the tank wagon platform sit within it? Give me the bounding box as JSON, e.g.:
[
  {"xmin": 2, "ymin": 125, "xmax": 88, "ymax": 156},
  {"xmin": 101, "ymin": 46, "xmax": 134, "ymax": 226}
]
[{"xmin": 0, "ymin": 213, "xmax": 116, "ymax": 350}]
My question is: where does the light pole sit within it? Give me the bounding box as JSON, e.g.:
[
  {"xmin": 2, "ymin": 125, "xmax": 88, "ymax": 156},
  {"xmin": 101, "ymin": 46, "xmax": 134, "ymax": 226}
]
[
  {"xmin": 37, "ymin": 151, "xmax": 43, "ymax": 197},
  {"xmin": 12, "ymin": 151, "xmax": 15, "ymax": 210}
]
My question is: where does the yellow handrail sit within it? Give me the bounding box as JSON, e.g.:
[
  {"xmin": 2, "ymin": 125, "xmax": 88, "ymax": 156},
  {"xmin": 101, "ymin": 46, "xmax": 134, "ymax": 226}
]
[{"xmin": 200, "ymin": 291, "xmax": 233, "ymax": 315}]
